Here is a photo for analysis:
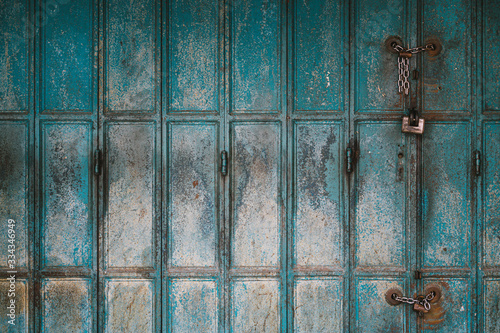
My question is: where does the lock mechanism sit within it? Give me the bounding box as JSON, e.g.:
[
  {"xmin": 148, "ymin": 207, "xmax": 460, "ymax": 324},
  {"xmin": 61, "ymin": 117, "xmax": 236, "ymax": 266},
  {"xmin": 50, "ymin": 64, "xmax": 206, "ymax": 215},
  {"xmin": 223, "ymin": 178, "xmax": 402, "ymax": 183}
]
[{"xmin": 402, "ymin": 108, "xmax": 425, "ymax": 135}]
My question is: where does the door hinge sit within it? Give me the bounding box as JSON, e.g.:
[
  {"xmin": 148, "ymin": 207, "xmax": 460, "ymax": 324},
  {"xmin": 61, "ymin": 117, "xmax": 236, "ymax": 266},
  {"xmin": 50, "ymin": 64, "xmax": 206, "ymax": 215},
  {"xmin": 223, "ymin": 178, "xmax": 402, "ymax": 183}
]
[
  {"xmin": 346, "ymin": 147, "xmax": 353, "ymax": 173},
  {"xmin": 94, "ymin": 149, "xmax": 102, "ymax": 175},
  {"xmin": 415, "ymin": 270, "xmax": 422, "ymax": 280},
  {"xmin": 474, "ymin": 150, "xmax": 481, "ymax": 176},
  {"xmin": 220, "ymin": 150, "xmax": 228, "ymax": 176}
]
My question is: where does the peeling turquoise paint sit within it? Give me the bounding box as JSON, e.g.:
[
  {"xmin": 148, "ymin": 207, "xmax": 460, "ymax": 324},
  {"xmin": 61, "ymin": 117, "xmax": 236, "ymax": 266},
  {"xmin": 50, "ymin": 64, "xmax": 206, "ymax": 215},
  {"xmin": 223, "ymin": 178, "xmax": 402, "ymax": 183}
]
[{"xmin": 0, "ymin": 0, "xmax": 498, "ymax": 332}]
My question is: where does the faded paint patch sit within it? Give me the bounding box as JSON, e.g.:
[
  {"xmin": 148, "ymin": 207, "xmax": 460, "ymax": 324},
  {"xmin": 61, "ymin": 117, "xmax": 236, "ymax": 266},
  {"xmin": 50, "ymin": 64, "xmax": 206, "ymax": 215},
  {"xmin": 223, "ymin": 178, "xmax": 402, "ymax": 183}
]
[
  {"xmin": 43, "ymin": 123, "xmax": 91, "ymax": 268},
  {"xmin": 294, "ymin": 122, "xmax": 342, "ymax": 267},
  {"xmin": 42, "ymin": 279, "xmax": 92, "ymax": 333},
  {"xmin": 231, "ymin": 123, "xmax": 280, "ymax": 267},
  {"xmin": 169, "ymin": 124, "xmax": 217, "ymax": 267},
  {"xmin": 105, "ymin": 279, "xmax": 153, "ymax": 332},
  {"xmin": 106, "ymin": 123, "xmax": 154, "ymax": 268},
  {"xmin": 231, "ymin": 279, "xmax": 279, "ymax": 332},
  {"xmin": 169, "ymin": 279, "xmax": 218, "ymax": 332},
  {"xmin": 294, "ymin": 278, "xmax": 342, "ymax": 332}
]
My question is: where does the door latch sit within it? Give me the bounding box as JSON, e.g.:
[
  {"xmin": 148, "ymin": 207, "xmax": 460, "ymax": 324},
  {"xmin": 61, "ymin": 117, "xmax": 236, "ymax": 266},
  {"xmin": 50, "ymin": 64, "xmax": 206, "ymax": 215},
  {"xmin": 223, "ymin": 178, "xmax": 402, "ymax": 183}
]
[
  {"xmin": 402, "ymin": 108, "xmax": 425, "ymax": 135},
  {"xmin": 94, "ymin": 149, "xmax": 102, "ymax": 175},
  {"xmin": 220, "ymin": 150, "xmax": 228, "ymax": 176}
]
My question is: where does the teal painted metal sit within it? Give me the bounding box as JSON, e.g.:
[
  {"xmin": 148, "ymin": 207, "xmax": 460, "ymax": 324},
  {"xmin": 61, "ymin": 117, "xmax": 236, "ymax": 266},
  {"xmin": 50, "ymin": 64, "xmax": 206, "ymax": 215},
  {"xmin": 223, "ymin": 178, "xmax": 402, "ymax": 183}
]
[{"xmin": 0, "ymin": 0, "xmax": 499, "ymax": 332}]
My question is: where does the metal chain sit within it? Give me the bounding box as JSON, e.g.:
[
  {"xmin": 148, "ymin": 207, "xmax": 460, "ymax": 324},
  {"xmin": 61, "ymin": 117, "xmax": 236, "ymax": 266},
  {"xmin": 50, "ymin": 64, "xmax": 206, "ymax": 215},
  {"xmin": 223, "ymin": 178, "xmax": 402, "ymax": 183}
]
[
  {"xmin": 392, "ymin": 43, "xmax": 435, "ymax": 95},
  {"xmin": 398, "ymin": 56, "xmax": 410, "ymax": 95},
  {"xmin": 392, "ymin": 291, "xmax": 435, "ymax": 311}
]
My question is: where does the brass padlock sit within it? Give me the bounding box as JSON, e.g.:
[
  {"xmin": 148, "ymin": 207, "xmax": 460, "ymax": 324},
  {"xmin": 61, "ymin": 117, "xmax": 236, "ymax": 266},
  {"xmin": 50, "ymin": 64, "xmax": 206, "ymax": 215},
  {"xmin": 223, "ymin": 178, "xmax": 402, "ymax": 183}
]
[
  {"xmin": 402, "ymin": 109, "xmax": 425, "ymax": 134},
  {"xmin": 399, "ymin": 51, "xmax": 412, "ymax": 58}
]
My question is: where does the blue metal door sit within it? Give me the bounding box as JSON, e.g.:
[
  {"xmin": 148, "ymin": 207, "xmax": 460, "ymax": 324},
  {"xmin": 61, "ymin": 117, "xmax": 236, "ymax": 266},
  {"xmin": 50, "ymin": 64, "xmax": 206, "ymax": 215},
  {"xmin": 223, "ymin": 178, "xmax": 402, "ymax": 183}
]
[{"xmin": 0, "ymin": 0, "xmax": 500, "ymax": 332}]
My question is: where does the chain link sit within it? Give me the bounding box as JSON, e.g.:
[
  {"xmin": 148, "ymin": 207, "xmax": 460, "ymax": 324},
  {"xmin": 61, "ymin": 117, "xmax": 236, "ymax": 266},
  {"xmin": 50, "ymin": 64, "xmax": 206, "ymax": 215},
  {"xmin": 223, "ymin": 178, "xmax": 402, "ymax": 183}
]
[
  {"xmin": 392, "ymin": 43, "xmax": 435, "ymax": 95},
  {"xmin": 392, "ymin": 291, "xmax": 435, "ymax": 311}
]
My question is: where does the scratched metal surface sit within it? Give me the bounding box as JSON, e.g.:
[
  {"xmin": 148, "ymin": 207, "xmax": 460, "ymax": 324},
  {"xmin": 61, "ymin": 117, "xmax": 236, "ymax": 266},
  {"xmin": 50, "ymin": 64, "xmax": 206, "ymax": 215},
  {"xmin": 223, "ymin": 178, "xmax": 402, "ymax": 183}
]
[{"xmin": 0, "ymin": 0, "xmax": 498, "ymax": 332}]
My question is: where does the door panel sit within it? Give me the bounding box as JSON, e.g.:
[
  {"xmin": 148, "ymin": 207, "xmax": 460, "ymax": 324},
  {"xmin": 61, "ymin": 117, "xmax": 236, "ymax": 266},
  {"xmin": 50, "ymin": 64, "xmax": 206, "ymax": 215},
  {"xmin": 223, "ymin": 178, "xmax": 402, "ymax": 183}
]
[
  {"xmin": 355, "ymin": 278, "xmax": 406, "ymax": 332},
  {"xmin": 293, "ymin": 121, "xmax": 343, "ymax": 268},
  {"xmin": 484, "ymin": 0, "xmax": 500, "ymax": 112},
  {"xmin": 294, "ymin": 0, "xmax": 343, "ymax": 112},
  {"xmin": 104, "ymin": 279, "xmax": 154, "ymax": 332},
  {"xmin": 483, "ymin": 122, "xmax": 500, "ymax": 267},
  {"xmin": 41, "ymin": 278, "xmax": 92, "ymax": 333},
  {"xmin": 230, "ymin": 122, "xmax": 281, "ymax": 268},
  {"xmin": 41, "ymin": 0, "xmax": 93, "ymax": 112},
  {"xmin": 168, "ymin": 123, "xmax": 219, "ymax": 268},
  {"xmin": 422, "ymin": 0, "xmax": 471, "ymax": 113},
  {"xmin": 105, "ymin": 0, "xmax": 156, "ymax": 112},
  {"xmin": 484, "ymin": 279, "xmax": 500, "ymax": 332},
  {"xmin": 41, "ymin": 122, "xmax": 92, "ymax": 268},
  {"xmin": 293, "ymin": 277, "xmax": 343, "ymax": 332},
  {"xmin": 421, "ymin": 278, "xmax": 470, "ymax": 332},
  {"xmin": 231, "ymin": 0, "xmax": 281, "ymax": 113},
  {"xmin": 104, "ymin": 122, "xmax": 156, "ymax": 269},
  {"xmin": 0, "ymin": 123, "xmax": 28, "ymax": 268},
  {"xmin": 0, "ymin": 0, "xmax": 28, "ymax": 112},
  {"xmin": 354, "ymin": 0, "xmax": 405, "ymax": 112},
  {"xmin": 168, "ymin": 0, "xmax": 219, "ymax": 113},
  {"xmin": 0, "ymin": 280, "xmax": 28, "ymax": 332},
  {"xmin": 422, "ymin": 123, "xmax": 471, "ymax": 268},
  {"xmin": 355, "ymin": 122, "xmax": 406, "ymax": 268},
  {"xmin": 168, "ymin": 279, "xmax": 219, "ymax": 332},
  {"xmin": 230, "ymin": 279, "xmax": 280, "ymax": 332}
]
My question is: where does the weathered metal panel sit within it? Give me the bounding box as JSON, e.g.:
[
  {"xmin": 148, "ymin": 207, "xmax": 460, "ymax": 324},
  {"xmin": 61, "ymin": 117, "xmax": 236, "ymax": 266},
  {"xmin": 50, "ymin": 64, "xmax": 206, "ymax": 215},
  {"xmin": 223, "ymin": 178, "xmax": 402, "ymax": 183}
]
[
  {"xmin": 41, "ymin": 279, "xmax": 92, "ymax": 332},
  {"xmin": 354, "ymin": 0, "xmax": 404, "ymax": 112},
  {"xmin": 231, "ymin": 279, "xmax": 279, "ymax": 332},
  {"xmin": 105, "ymin": 123, "xmax": 155, "ymax": 268},
  {"xmin": 484, "ymin": 0, "xmax": 500, "ymax": 111},
  {"xmin": 422, "ymin": 123, "xmax": 470, "ymax": 268},
  {"xmin": 421, "ymin": 279, "xmax": 470, "ymax": 332},
  {"xmin": 0, "ymin": 123, "xmax": 28, "ymax": 268},
  {"xmin": 294, "ymin": 0, "xmax": 342, "ymax": 112},
  {"xmin": 231, "ymin": 122, "xmax": 280, "ymax": 268},
  {"xmin": 106, "ymin": 0, "xmax": 155, "ymax": 112},
  {"xmin": 0, "ymin": 0, "xmax": 28, "ymax": 111},
  {"xmin": 168, "ymin": 123, "xmax": 218, "ymax": 268},
  {"xmin": 422, "ymin": 0, "xmax": 471, "ymax": 112},
  {"xmin": 231, "ymin": 0, "xmax": 280, "ymax": 112},
  {"xmin": 293, "ymin": 278, "xmax": 342, "ymax": 332},
  {"xmin": 355, "ymin": 122, "xmax": 405, "ymax": 267},
  {"xmin": 484, "ymin": 122, "xmax": 500, "ymax": 266},
  {"xmin": 168, "ymin": 279, "xmax": 218, "ymax": 332},
  {"xmin": 484, "ymin": 279, "xmax": 500, "ymax": 332},
  {"xmin": 355, "ymin": 278, "xmax": 405, "ymax": 332},
  {"xmin": 105, "ymin": 279, "xmax": 153, "ymax": 332},
  {"xmin": 0, "ymin": 279, "xmax": 28, "ymax": 332},
  {"xmin": 41, "ymin": 0, "xmax": 92, "ymax": 111},
  {"xmin": 293, "ymin": 121, "xmax": 343, "ymax": 267},
  {"xmin": 41, "ymin": 122, "xmax": 92, "ymax": 268},
  {"xmin": 168, "ymin": 0, "xmax": 219, "ymax": 112}
]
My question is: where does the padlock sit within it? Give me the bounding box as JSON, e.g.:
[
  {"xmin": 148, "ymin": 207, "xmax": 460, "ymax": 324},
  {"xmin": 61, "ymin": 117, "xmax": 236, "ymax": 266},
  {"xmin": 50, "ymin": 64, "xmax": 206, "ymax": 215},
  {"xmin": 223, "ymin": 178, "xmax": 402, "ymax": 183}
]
[
  {"xmin": 399, "ymin": 51, "xmax": 412, "ymax": 58},
  {"xmin": 402, "ymin": 109, "xmax": 425, "ymax": 134},
  {"xmin": 413, "ymin": 303, "xmax": 429, "ymax": 313}
]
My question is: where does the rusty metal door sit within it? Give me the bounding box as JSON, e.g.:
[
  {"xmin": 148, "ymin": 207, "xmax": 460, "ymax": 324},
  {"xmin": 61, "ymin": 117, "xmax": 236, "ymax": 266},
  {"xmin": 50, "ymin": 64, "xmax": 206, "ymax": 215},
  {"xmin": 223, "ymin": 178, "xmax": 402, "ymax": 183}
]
[{"xmin": 1, "ymin": 0, "xmax": 500, "ymax": 332}]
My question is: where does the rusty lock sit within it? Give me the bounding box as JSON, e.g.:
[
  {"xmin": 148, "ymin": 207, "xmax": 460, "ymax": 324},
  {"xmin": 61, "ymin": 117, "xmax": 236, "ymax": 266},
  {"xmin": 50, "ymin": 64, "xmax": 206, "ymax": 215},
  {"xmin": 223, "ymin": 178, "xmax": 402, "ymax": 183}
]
[{"xmin": 402, "ymin": 108, "xmax": 425, "ymax": 134}]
